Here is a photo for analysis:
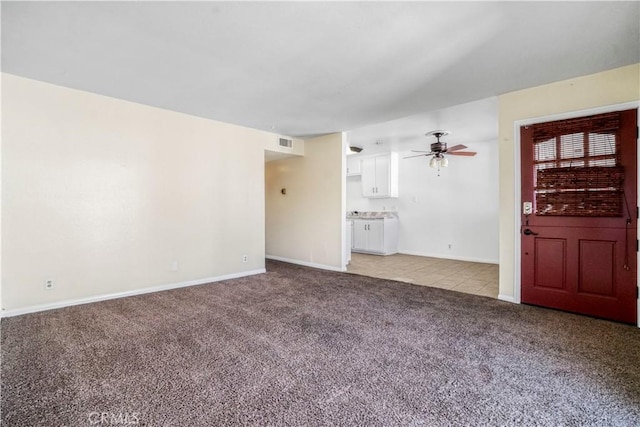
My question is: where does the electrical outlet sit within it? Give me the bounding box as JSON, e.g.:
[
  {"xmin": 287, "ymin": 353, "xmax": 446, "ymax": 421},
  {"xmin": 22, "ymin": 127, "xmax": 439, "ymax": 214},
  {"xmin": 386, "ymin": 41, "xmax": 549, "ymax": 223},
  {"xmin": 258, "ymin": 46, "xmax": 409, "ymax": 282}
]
[
  {"xmin": 242, "ymin": 255, "xmax": 248, "ymax": 263},
  {"xmin": 170, "ymin": 261, "xmax": 179, "ymax": 271},
  {"xmin": 44, "ymin": 279, "xmax": 54, "ymax": 290},
  {"xmin": 448, "ymin": 244, "xmax": 452, "ymax": 250}
]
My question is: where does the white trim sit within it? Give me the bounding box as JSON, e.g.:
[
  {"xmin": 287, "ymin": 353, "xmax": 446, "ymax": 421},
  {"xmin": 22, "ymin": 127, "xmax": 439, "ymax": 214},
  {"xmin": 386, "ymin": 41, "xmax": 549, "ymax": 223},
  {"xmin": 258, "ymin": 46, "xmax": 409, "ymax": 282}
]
[
  {"xmin": 512, "ymin": 101, "xmax": 640, "ymax": 324},
  {"xmin": 399, "ymin": 250, "xmax": 498, "ymax": 265},
  {"xmin": 266, "ymin": 255, "xmax": 345, "ymax": 272},
  {"xmin": 341, "ymin": 132, "xmax": 348, "ymax": 271},
  {"xmin": 0, "ymin": 268, "xmax": 266, "ymax": 318},
  {"xmin": 498, "ymin": 294, "xmax": 517, "ymax": 304},
  {"xmin": 512, "ymin": 119, "xmax": 524, "ymax": 304}
]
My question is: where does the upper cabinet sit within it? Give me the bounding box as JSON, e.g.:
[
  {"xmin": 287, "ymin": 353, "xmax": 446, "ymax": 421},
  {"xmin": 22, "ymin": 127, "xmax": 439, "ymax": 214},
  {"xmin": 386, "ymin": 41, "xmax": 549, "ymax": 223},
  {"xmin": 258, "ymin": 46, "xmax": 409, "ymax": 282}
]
[
  {"xmin": 360, "ymin": 153, "xmax": 398, "ymax": 198},
  {"xmin": 346, "ymin": 156, "xmax": 361, "ymax": 176}
]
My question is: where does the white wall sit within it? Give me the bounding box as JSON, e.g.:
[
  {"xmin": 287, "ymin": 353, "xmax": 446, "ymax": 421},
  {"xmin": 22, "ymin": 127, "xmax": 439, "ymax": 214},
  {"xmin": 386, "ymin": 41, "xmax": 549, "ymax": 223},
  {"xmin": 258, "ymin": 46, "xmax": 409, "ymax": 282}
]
[
  {"xmin": 265, "ymin": 133, "xmax": 345, "ymax": 271},
  {"xmin": 347, "ymin": 98, "xmax": 499, "ymax": 263},
  {"xmin": 264, "ymin": 135, "xmax": 304, "ymax": 156},
  {"xmin": 2, "ymin": 73, "xmax": 272, "ymax": 314},
  {"xmin": 264, "ymin": 135, "xmax": 305, "ymax": 162}
]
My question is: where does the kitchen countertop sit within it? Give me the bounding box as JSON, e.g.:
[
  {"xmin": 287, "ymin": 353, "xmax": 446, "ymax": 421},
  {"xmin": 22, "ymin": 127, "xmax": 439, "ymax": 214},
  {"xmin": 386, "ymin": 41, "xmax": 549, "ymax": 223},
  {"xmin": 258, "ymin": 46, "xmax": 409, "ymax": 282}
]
[{"xmin": 347, "ymin": 211, "xmax": 398, "ymax": 219}]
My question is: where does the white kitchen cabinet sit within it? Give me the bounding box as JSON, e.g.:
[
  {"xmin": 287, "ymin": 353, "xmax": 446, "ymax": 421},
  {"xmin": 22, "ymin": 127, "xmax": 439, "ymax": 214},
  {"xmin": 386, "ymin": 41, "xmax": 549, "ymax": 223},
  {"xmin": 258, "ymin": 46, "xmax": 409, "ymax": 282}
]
[
  {"xmin": 352, "ymin": 221, "xmax": 368, "ymax": 251},
  {"xmin": 361, "ymin": 153, "xmax": 398, "ymax": 198},
  {"xmin": 346, "ymin": 156, "xmax": 361, "ymax": 176},
  {"xmin": 351, "ymin": 218, "xmax": 398, "ymax": 255}
]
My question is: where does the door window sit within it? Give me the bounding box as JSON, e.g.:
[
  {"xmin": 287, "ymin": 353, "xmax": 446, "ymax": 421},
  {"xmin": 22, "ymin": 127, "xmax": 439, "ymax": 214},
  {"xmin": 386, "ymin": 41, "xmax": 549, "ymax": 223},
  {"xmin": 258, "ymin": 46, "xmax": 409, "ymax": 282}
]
[{"xmin": 531, "ymin": 112, "xmax": 624, "ymax": 217}]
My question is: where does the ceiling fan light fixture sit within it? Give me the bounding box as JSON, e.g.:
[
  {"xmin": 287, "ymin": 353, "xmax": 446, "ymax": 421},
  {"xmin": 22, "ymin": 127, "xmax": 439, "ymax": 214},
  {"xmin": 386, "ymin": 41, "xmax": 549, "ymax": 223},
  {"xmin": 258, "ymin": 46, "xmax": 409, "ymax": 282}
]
[
  {"xmin": 347, "ymin": 145, "xmax": 363, "ymax": 155},
  {"xmin": 404, "ymin": 130, "xmax": 476, "ymax": 172},
  {"xmin": 425, "ymin": 130, "xmax": 451, "ymax": 139}
]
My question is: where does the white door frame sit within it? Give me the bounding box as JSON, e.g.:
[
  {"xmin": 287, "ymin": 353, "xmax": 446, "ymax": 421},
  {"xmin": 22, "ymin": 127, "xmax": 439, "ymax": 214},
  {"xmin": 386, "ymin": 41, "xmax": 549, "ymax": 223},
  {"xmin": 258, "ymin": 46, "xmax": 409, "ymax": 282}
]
[{"xmin": 511, "ymin": 101, "xmax": 640, "ymax": 327}]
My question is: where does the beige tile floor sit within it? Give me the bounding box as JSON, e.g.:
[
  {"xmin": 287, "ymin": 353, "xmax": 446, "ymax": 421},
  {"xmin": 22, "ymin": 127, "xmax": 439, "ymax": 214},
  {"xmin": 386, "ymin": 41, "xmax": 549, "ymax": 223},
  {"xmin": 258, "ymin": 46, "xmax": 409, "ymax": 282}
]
[{"xmin": 347, "ymin": 252, "xmax": 499, "ymax": 298}]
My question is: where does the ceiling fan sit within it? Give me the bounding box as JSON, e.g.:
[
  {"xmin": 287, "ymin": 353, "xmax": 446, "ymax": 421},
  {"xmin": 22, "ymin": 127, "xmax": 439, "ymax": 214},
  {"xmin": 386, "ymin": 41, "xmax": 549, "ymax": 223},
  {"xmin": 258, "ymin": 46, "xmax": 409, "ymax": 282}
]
[{"xmin": 404, "ymin": 130, "xmax": 477, "ymax": 171}]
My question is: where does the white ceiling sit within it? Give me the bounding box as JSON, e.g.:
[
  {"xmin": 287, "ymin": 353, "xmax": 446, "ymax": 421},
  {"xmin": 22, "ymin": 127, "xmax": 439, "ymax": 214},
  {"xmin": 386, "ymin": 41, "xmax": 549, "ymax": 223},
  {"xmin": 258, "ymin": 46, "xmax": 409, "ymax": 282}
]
[
  {"xmin": 2, "ymin": 2, "xmax": 638, "ymax": 138},
  {"xmin": 347, "ymin": 96, "xmax": 499, "ymax": 153}
]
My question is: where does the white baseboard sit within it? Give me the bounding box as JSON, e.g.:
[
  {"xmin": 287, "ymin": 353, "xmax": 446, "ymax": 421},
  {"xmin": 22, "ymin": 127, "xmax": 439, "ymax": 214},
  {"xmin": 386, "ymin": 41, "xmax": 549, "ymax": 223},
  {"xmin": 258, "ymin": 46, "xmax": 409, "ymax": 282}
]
[
  {"xmin": 0, "ymin": 268, "xmax": 266, "ymax": 318},
  {"xmin": 398, "ymin": 250, "xmax": 499, "ymax": 265},
  {"xmin": 498, "ymin": 294, "xmax": 519, "ymax": 304},
  {"xmin": 266, "ymin": 255, "xmax": 346, "ymax": 272}
]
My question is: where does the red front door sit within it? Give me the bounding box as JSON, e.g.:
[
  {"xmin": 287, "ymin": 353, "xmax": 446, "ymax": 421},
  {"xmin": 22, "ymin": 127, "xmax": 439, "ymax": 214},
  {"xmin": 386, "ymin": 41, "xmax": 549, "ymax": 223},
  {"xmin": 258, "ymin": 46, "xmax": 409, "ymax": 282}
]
[{"xmin": 520, "ymin": 109, "xmax": 638, "ymax": 324}]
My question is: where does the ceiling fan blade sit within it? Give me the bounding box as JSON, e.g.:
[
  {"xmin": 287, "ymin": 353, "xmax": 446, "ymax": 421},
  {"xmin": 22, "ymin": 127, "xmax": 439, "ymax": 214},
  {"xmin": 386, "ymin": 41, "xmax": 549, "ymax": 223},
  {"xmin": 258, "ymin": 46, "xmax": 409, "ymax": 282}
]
[
  {"xmin": 411, "ymin": 150, "xmax": 432, "ymax": 153},
  {"xmin": 448, "ymin": 151, "xmax": 477, "ymax": 156},
  {"xmin": 403, "ymin": 154, "xmax": 429, "ymax": 159},
  {"xmin": 446, "ymin": 144, "xmax": 468, "ymax": 152}
]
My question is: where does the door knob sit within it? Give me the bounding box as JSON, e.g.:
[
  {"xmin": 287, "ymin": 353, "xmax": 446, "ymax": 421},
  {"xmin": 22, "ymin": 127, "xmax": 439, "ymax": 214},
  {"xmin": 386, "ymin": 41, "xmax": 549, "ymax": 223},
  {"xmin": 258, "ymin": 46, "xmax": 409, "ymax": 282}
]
[{"xmin": 523, "ymin": 228, "xmax": 539, "ymax": 236}]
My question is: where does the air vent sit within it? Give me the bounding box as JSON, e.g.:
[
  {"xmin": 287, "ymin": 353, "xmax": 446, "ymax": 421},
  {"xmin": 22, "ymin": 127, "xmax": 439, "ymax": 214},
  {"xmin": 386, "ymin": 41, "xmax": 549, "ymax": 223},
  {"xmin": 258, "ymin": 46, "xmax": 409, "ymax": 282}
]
[{"xmin": 279, "ymin": 138, "xmax": 293, "ymax": 149}]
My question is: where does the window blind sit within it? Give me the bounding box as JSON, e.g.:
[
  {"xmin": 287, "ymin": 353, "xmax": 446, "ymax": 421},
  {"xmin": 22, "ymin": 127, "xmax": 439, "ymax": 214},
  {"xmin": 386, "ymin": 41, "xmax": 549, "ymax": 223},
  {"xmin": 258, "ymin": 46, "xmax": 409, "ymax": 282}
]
[{"xmin": 530, "ymin": 112, "xmax": 623, "ymax": 217}]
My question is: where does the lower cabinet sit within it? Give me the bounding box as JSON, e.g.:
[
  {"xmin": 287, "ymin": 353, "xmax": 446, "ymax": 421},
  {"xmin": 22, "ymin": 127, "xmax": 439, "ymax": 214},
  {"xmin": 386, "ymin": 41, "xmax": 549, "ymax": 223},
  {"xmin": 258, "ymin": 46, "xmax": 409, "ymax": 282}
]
[{"xmin": 351, "ymin": 218, "xmax": 398, "ymax": 255}]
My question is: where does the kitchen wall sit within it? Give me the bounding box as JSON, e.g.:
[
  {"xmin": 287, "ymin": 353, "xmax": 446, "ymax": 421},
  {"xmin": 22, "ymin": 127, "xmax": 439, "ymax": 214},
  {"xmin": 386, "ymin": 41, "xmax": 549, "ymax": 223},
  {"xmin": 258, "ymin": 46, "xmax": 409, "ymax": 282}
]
[
  {"xmin": 498, "ymin": 63, "xmax": 640, "ymax": 303},
  {"xmin": 266, "ymin": 133, "xmax": 346, "ymax": 271},
  {"xmin": 2, "ymin": 73, "xmax": 271, "ymax": 314},
  {"xmin": 347, "ymin": 97, "xmax": 499, "ymax": 263}
]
